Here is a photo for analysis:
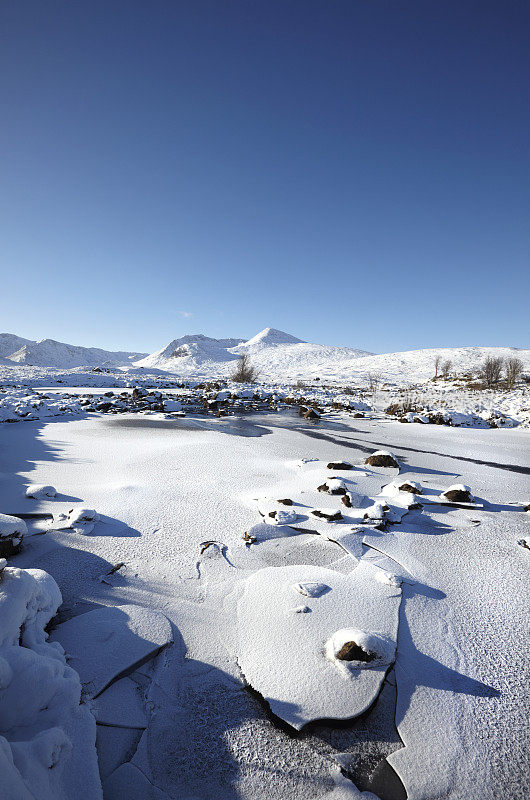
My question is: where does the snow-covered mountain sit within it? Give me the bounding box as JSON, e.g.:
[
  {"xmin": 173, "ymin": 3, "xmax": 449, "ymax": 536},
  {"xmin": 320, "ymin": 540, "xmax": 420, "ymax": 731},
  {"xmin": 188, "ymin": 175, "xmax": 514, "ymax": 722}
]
[
  {"xmin": 134, "ymin": 328, "xmax": 372, "ymax": 378},
  {"xmin": 1, "ymin": 330, "xmax": 528, "ymax": 385},
  {"xmin": 6, "ymin": 338, "xmax": 146, "ymax": 368},
  {"xmin": 0, "ymin": 333, "xmax": 34, "ymax": 358},
  {"xmin": 234, "ymin": 327, "xmax": 305, "ymax": 351},
  {"xmin": 134, "ymin": 333, "xmax": 530, "ymax": 384},
  {"xmin": 135, "ymin": 334, "xmax": 246, "ymax": 370}
]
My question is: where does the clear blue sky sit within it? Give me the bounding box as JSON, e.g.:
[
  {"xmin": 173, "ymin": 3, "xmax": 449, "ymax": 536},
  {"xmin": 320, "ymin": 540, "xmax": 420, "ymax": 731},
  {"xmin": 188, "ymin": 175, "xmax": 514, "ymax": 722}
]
[{"xmin": 1, "ymin": 0, "xmax": 529, "ymax": 354}]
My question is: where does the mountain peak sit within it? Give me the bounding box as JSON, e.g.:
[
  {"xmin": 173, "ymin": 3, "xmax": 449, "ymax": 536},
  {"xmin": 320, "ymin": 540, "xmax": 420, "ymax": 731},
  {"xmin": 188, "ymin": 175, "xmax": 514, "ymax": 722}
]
[{"xmin": 240, "ymin": 328, "xmax": 305, "ymax": 349}]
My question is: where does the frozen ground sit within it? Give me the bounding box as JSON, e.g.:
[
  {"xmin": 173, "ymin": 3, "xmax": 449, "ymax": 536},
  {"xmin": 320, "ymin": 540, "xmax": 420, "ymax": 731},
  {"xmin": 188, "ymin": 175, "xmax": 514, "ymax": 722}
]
[{"xmin": 0, "ymin": 406, "xmax": 529, "ymax": 799}]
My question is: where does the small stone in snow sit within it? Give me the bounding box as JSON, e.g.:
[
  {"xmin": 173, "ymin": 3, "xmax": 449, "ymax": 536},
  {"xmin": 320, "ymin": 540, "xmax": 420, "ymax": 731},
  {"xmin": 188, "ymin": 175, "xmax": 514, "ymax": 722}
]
[
  {"xmin": 311, "ymin": 509, "xmax": 343, "ymax": 522},
  {"xmin": 293, "ymin": 581, "xmax": 330, "ymax": 598}
]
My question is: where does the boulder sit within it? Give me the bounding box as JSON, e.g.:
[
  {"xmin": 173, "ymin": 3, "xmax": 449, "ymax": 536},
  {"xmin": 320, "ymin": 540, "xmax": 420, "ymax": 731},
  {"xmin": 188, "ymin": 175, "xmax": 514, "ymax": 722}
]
[
  {"xmin": 0, "ymin": 514, "xmax": 27, "ymax": 557},
  {"xmin": 395, "ymin": 480, "xmax": 422, "ymax": 495},
  {"xmin": 365, "ymin": 451, "xmax": 399, "ymax": 468},
  {"xmin": 442, "ymin": 484, "xmax": 474, "ymax": 503}
]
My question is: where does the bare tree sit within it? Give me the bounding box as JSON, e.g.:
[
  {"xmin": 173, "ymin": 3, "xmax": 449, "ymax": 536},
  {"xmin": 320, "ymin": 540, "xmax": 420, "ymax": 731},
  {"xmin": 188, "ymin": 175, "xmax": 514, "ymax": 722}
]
[
  {"xmin": 367, "ymin": 372, "xmax": 381, "ymax": 405},
  {"xmin": 231, "ymin": 354, "xmax": 258, "ymax": 383},
  {"xmin": 505, "ymin": 357, "xmax": 523, "ymax": 389},
  {"xmin": 441, "ymin": 359, "xmax": 452, "ymax": 379},
  {"xmin": 481, "ymin": 356, "xmax": 504, "ymax": 387},
  {"xmin": 434, "ymin": 354, "xmax": 442, "ymax": 379}
]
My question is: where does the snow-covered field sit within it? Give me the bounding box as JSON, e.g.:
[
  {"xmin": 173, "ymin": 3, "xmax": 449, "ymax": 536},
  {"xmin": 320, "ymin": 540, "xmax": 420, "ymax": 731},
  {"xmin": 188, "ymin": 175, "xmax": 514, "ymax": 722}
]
[{"xmin": 1, "ymin": 398, "xmax": 529, "ymax": 799}]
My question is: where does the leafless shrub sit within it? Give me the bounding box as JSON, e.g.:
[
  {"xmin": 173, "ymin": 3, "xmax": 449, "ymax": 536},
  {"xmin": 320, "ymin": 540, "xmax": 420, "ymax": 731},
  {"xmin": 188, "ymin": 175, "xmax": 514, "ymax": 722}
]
[
  {"xmin": 480, "ymin": 356, "xmax": 504, "ymax": 387},
  {"xmin": 385, "ymin": 392, "xmax": 422, "ymax": 416},
  {"xmin": 505, "ymin": 357, "xmax": 523, "ymax": 389},
  {"xmin": 367, "ymin": 372, "xmax": 381, "ymax": 402},
  {"xmin": 441, "ymin": 359, "xmax": 452, "ymax": 379},
  {"xmin": 434, "ymin": 355, "xmax": 442, "ymax": 379},
  {"xmin": 231, "ymin": 354, "xmax": 258, "ymax": 383}
]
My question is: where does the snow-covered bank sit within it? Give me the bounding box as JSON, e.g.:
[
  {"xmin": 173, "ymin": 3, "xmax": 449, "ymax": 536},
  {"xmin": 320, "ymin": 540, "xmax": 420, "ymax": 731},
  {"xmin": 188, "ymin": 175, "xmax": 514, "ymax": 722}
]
[{"xmin": 0, "ymin": 563, "xmax": 101, "ymax": 799}]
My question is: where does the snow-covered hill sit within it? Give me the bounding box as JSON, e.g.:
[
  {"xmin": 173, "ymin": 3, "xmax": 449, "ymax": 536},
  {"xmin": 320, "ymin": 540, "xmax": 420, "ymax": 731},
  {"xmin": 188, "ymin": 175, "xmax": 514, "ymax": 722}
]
[
  {"xmin": 134, "ymin": 328, "xmax": 372, "ymax": 378},
  {"xmin": 344, "ymin": 346, "xmax": 530, "ymax": 385},
  {"xmin": 0, "ymin": 333, "xmax": 34, "ymax": 358},
  {"xmin": 6, "ymin": 338, "xmax": 146, "ymax": 368},
  {"xmin": 1, "ymin": 330, "xmax": 528, "ymax": 386},
  {"xmin": 135, "ymin": 334, "xmax": 245, "ymax": 370},
  {"xmin": 135, "ymin": 329, "xmax": 530, "ymax": 384}
]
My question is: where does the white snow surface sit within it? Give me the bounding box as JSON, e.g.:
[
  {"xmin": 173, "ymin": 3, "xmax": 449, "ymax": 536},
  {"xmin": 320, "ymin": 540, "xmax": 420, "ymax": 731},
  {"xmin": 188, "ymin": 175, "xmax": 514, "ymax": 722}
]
[{"xmin": 1, "ymin": 407, "xmax": 529, "ymax": 799}]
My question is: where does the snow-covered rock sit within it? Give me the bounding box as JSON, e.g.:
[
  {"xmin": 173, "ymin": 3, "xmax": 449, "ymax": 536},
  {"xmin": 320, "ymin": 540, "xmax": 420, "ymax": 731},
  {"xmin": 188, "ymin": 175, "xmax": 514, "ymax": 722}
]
[
  {"xmin": 441, "ymin": 484, "xmax": 474, "ymax": 503},
  {"xmin": 0, "ymin": 514, "xmax": 27, "ymax": 557},
  {"xmin": 365, "ymin": 451, "xmax": 400, "ymax": 468},
  {"xmin": 25, "ymin": 485, "xmax": 57, "ymax": 499}
]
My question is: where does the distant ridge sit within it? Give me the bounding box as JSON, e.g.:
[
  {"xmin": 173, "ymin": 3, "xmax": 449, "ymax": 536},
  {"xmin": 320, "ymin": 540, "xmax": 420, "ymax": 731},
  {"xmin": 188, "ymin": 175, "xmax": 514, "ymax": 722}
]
[{"xmin": 4, "ymin": 337, "xmax": 146, "ymax": 368}]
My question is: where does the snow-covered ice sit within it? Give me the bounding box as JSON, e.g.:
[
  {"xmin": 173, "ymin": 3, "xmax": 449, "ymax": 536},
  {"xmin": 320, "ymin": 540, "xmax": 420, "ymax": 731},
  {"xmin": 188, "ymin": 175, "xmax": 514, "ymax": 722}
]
[
  {"xmin": 237, "ymin": 562, "xmax": 401, "ymax": 730},
  {"xmin": 0, "ymin": 394, "xmax": 529, "ymax": 799}
]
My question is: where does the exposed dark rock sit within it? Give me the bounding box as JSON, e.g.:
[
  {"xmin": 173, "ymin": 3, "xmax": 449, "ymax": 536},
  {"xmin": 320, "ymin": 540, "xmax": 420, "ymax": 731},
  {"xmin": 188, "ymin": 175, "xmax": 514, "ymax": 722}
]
[
  {"xmin": 336, "ymin": 641, "xmax": 376, "ymax": 662},
  {"xmin": 365, "ymin": 452, "xmax": 399, "ymax": 468},
  {"xmin": 311, "ymin": 509, "xmax": 343, "ymax": 522},
  {"xmin": 443, "ymin": 487, "xmax": 473, "ymax": 503},
  {"xmin": 327, "ymin": 461, "xmax": 353, "ymax": 470},
  {"xmin": 396, "ymin": 482, "xmax": 422, "ymax": 494}
]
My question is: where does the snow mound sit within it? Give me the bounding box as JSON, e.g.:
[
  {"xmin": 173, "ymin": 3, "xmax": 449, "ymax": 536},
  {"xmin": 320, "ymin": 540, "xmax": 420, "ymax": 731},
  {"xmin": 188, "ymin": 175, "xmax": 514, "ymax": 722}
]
[
  {"xmin": 26, "ymin": 485, "xmax": 57, "ymax": 499},
  {"xmin": 0, "ymin": 566, "xmax": 101, "ymax": 799}
]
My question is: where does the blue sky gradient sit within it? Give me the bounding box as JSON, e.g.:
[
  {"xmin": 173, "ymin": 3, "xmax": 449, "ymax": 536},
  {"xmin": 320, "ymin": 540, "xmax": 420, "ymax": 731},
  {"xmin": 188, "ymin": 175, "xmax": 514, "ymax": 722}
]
[{"xmin": 1, "ymin": 0, "xmax": 529, "ymax": 353}]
